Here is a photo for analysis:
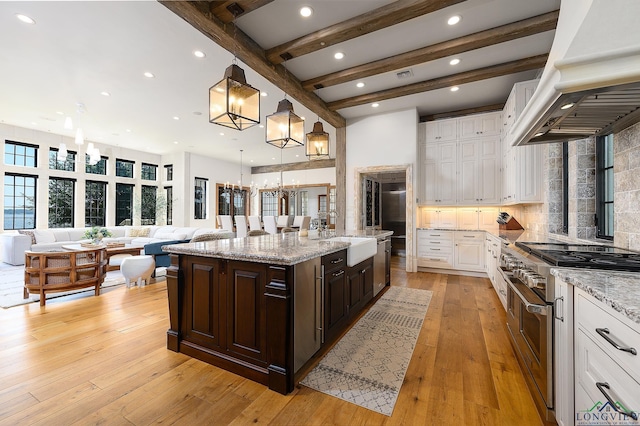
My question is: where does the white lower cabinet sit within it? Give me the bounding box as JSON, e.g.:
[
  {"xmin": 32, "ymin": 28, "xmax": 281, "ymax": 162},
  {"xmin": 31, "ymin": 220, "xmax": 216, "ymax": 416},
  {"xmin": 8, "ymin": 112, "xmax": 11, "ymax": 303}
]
[
  {"xmin": 453, "ymin": 231, "xmax": 484, "ymax": 272},
  {"xmin": 421, "ymin": 207, "xmax": 457, "ymax": 229},
  {"xmin": 573, "ymin": 288, "xmax": 640, "ymax": 425},
  {"xmin": 554, "ymin": 278, "xmax": 574, "ymax": 426}
]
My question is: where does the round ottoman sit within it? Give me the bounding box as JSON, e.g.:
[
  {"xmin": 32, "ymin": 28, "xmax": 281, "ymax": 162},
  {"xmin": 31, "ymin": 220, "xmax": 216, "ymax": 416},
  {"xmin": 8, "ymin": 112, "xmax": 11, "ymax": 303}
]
[{"xmin": 120, "ymin": 255, "xmax": 155, "ymax": 288}]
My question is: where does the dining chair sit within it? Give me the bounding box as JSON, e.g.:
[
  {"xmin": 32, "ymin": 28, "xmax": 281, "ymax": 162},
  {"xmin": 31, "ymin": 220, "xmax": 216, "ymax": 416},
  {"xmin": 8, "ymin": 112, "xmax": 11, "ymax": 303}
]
[
  {"xmin": 263, "ymin": 216, "xmax": 278, "ymax": 234},
  {"xmin": 276, "ymin": 215, "xmax": 289, "ymax": 228},
  {"xmin": 248, "ymin": 215, "xmax": 262, "ymax": 231},
  {"xmin": 219, "ymin": 215, "xmax": 234, "ymax": 232},
  {"xmin": 292, "ymin": 215, "xmax": 304, "ymax": 228},
  {"xmin": 234, "ymin": 215, "xmax": 248, "ymax": 238}
]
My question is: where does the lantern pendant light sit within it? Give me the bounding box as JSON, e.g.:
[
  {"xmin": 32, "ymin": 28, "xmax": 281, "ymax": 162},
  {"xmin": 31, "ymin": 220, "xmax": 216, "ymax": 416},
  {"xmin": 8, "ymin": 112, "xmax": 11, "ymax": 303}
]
[
  {"xmin": 209, "ymin": 3, "xmax": 260, "ymax": 131},
  {"xmin": 305, "ymin": 119, "xmax": 330, "ymax": 160},
  {"xmin": 266, "ymin": 98, "xmax": 304, "ymax": 148}
]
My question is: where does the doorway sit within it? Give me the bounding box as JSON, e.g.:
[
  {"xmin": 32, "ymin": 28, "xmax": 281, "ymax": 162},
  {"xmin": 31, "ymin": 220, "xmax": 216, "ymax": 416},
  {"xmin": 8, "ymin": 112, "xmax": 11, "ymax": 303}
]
[{"xmin": 355, "ymin": 165, "xmax": 414, "ymax": 272}]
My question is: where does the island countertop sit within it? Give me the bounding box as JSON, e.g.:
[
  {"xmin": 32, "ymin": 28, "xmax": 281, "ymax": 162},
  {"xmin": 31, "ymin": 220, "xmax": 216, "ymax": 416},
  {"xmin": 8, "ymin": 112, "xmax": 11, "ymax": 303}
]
[{"xmin": 163, "ymin": 232, "xmax": 353, "ymax": 266}]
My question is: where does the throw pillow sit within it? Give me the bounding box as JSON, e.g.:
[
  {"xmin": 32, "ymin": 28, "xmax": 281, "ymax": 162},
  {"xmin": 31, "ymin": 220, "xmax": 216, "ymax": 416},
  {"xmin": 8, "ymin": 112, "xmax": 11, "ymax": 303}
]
[
  {"xmin": 126, "ymin": 227, "xmax": 150, "ymax": 237},
  {"xmin": 18, "ymin": 230, "xmax": 36, "ymax": 244},
  {"xmin": 33, "ymin": 229, "xmax": 56, "ymax": 244}
]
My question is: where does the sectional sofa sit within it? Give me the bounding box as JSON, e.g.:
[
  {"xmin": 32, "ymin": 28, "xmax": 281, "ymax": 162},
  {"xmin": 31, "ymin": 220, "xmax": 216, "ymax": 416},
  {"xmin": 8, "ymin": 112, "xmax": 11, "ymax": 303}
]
[{"xmin": 0, "ymin": 225, "xmax": 222, "ymax": 266}]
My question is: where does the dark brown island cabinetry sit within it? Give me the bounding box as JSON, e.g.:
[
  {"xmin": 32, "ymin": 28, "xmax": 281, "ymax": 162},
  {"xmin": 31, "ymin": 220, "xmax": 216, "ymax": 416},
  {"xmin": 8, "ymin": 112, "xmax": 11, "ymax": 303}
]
[{"xmin": 165, "ymin": 246, "xmax": 376, "ymax": 395}]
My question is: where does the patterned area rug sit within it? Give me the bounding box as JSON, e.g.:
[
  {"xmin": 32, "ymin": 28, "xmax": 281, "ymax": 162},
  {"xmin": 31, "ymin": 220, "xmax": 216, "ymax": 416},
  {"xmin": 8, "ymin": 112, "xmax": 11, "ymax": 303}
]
[
  {"xmin": 300, "ymin": 286, "xmax": 433, "ymax": 416},
  {"xmin": 0, "ymin": 263, "xmax": 126, "ymax": 308}
]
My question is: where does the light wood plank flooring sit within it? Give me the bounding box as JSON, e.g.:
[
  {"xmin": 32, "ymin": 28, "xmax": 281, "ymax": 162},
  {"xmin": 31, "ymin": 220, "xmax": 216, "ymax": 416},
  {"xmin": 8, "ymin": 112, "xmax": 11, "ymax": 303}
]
[{"xmin": 0, "ymin": 258, "xmax": 543, "ymax": 425}]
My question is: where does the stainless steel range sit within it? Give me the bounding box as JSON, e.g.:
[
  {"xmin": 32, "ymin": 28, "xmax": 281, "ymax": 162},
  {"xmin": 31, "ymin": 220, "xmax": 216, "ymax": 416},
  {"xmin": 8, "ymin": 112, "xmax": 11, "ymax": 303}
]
[{"xmin": 498, "ymin": 240, "xmax": 640, "ymax": 424}]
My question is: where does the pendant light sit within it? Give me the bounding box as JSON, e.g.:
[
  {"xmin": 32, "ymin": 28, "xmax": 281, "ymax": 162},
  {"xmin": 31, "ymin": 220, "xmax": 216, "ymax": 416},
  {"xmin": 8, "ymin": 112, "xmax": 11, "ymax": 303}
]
[
  {"xmin": 209, "ymin": 3, "xmax": 260, "ymax": 131},
  {"xmin": 266, "ymin": 61, "xmax": 304, "ymax": 148},
  {"xmin": 305, "ymin": 118, "xmax": 330, "ymax": 160}
]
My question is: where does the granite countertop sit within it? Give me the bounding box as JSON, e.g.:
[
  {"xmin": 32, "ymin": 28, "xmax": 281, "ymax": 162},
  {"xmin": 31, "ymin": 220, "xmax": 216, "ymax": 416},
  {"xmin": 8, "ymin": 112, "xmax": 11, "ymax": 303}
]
[
  {"xmin": 341, "ymin": 229, "xmax": 394, "ymax": 239},
  {"xmin": 163, "ymin": 230, "xmax": 390, "ymax": 266},
  {"xmin": 551, "ymin": 268, "xmax": 640, "ymax": 325}
]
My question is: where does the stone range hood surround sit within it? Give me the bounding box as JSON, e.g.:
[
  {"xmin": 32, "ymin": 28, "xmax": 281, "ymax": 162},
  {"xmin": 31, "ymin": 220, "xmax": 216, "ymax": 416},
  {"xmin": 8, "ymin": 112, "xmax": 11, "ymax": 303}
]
[{"xmin": 510, "ymin": 0, "xmax": 640, "ymax": 146}]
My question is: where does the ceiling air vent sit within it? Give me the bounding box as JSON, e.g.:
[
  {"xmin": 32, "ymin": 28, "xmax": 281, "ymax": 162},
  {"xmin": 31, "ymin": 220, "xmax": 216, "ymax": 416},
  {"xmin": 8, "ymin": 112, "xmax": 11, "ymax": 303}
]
[{"xmin": 396, "ymin": 69, "xmax": 413, "ymax": 79}]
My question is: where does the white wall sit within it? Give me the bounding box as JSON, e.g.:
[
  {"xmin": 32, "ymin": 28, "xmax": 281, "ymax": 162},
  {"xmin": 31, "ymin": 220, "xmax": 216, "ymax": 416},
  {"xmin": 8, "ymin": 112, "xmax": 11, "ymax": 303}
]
[{"xmin": 345, "ymin": 108, "xmax": 419, "ymax": 229}]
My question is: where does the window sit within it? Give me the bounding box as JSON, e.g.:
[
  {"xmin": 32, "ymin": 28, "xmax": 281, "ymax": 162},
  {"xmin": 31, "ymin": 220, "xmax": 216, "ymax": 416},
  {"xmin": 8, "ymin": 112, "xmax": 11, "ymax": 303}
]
[
  {"xmin": 85, "ymin": 180, "xmax": 107, "ymax": 226},
  {"xmin": 165, "ymin": 186, "xmax": 173, "ymax": 225},
  {"xmin": 141, "ymin": 185, "xmax": 157, "ymax": 225},
  {"xmin": 49, "ymin": 148, "xmax": 76, "ymax": 171},
  {"xmin": 86, "ymin": 156, "xmax": 107, "ymax": 175},
  {"xmin": 260, "ymin": 191, "xmax": 278, "ymax": 219},
  {"xmin": 5, "ymin": 141, "xmax": 37, "ymax": 167},
  {"xmin": 596, "ymin": 134, "xmax": 614, "ymax": 239},
  {"xmin": 48, "ymin": 177, "xmax": 75, "ymax": 228},
  {"xmin": 4, "ymin": 173, "xmax": 37, "ymax": 229},
  {"xmin": 116, "ymin": 183, "xmax": 134, "ymax": 226},
  {"xmin": 116, "ymin": 159, "xmax": 134, "ymax": 178},
  {"xmin": 141, "ymin": 163, "xmax": 157, "ymax": 181},
  {"xmin": 562, "ymin": 142, "xmax": 568, "ymax": 234},
  {"xmin": 165, "ymin": 164, "xmax": 173, "ymax": 181},
  {"xmin": 217, "ymin": 185, "xmax": 248, "ymax": 216},
  {"xmin": 194, "ymin": 178, "xmax": 207, "ymax": 219}
]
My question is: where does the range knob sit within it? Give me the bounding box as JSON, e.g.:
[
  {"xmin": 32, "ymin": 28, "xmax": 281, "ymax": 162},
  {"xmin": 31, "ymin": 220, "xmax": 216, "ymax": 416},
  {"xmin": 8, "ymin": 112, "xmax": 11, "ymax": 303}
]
[{"xmin": 526, "ymin": 274, "xmax": 547, "ymax": 289}]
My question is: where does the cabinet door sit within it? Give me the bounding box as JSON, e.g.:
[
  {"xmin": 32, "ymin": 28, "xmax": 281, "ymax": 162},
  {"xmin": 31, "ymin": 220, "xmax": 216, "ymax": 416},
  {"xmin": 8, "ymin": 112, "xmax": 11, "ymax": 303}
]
[
  {"xmin": 427, "ymin": 118, "xmax": 457, "ymax": 142},
  {"xmin": 517, "ymin": 144, "xmax": 543, "ymax": 203},
  {"xmin": 478, "ymin": 137, "xmax": 501, "ymax": 204},
  {"xmin": 478, "ymin": 207, "xmax": 498, "ymax": 230},
  {"xmin": 361, "ymin": 259, "xmax": 374, "ymax": 302},
  {"xmin": 457, "ymin": 208, "xmax": 479, "ymax": 230},
  {"xmin": 459, "ymin": 112, "xmax": 501, "ymax": 139},
  {"xmin": 437, "ymin": 142, "xmax": 457, "ymax": 204},
  {"xmin": 554, "ymin": 279, "xmax": 574, "ymax": 426},
  {"xmin": 183, "ymin": 257, "xmax": 224, "ymax": 351},
  {"xmin": 454, "ymin": 241, "xmax": 484, "ymax": 271},
  {"xmin": 347, "ymin": 268, "xmax": 363, "ymax": 315},
  {"xmin": 438, "ymin": 208, "xmax": 458, "ymax": 228},
  {"xmin": 458, "ymin": 140, "xmax": 478, "ymax": 205},
  {"xmin": 226, "ymin": 261, "xmax": 268, "ymax": 364},
  {"xmin": 325, "ymin": 268, "xmax": 348, "ymax": 341}
]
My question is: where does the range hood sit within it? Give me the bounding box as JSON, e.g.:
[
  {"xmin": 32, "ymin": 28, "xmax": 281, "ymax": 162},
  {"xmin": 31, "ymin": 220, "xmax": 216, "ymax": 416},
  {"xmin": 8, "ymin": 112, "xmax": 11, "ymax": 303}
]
[{"xmin": 510, "ymin": 0, "xmax": 640, "ymax": 146}]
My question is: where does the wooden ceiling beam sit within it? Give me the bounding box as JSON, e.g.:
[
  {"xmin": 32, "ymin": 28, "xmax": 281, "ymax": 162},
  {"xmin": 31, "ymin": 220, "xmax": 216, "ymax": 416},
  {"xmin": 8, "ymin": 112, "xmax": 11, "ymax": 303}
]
[
  {"xmin": 265, "ymin": 0, "xmax": 466, "ymax": 64},
  {"xmin": 207, "ymin": 1, "xmax": 275, "ymax": 24},
  {"xmin": 159, "ymin": 1, "xmax": 346, "ymax": 128},
  {"xmin": 303, "ymin": 10, "xmax": 559, "ymax": 91},
  {"xmin": 327, "ymin": 54, "xmax": 548, "ymax": 111},
  {"xmin": 420, "ymin": 103, "xmax": 505, "ymax": 122}
]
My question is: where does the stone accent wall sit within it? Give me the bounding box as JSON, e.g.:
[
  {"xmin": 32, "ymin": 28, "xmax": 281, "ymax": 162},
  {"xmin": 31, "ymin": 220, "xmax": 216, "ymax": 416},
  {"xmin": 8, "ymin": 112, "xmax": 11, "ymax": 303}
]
[
  {"xmin": 614, "ymin": 121, "xmax": 640, "ymax": 250},
  {"xmin": 569, "ymin": 137, "xmax": 596, "ymax": 240},
  {"xmin": 546, "ymin": 142, "xmax": 563, "ymax": 234}
]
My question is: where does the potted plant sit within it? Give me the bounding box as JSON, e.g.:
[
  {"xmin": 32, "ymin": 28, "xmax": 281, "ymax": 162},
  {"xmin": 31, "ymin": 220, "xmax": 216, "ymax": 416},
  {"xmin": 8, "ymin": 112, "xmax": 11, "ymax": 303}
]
[{"xmin": 84, "ymin": 226, "xmax": 112, "ymax": 245}]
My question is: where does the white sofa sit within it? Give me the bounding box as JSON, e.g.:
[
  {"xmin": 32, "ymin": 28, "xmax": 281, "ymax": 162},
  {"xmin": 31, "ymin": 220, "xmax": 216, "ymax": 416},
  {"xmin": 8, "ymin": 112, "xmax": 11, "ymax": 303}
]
[{"xmin": 1, "ymin": 225, "xmax": 221, "ymax": 266}]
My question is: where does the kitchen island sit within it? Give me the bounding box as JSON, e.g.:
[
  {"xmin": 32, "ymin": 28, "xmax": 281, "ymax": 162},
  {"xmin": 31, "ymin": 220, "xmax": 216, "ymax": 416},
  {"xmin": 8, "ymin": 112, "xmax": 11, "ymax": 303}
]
[{"xmin": 163, "ymin": 231, "xmax": 390, "ymax": 394}]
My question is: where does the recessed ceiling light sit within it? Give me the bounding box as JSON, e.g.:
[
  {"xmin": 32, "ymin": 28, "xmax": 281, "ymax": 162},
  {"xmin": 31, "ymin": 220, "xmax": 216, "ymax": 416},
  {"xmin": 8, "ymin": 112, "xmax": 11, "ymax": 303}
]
[
  {"xmin": 334, "ymin": 52, "xmax": 345, "ymax": 60},
  {"xmin": 56, "ymin": 111, "xmax": 64, "ymax": 115},
  {"xmin": 31, "ymin": 121, "xmax": 37, "ymax": 126},
  {"xmin": 356, "ymin": 82, "xmax": 365, "ymax": 88},
  {"xmin": 219, "ymin": 132, "xmax": 224, "ymax": 136},
  {"xmin": 259, "ymin": 124, "xmax": 264, "ymax": 128},
  {"xmin": 173, "ymin": 116, "xmax": 180, "ymax": 120},
  {"xmin": 193, "ymin": 111, "xmax": 202, "ymax": 116},
  {"xmin": 194, "ymin": 50, "xmax": 205, "ymax": 58},
  {"xmin": 450, "ymin": 86, "xmax": 460, "ymax": 92},
  {"xmin": 16, "ymin": 14, "xmax": 35, "ymax": 24},
  {"xmin": 173, "ymin": 141, "xmax": 179, "ymax": 144},
  {"xmin": 372, "ymin": 103, "xmax": 379, "ymax": 108},
  {"xmin": 144, "ymin": 72, "xmax": 155, "ymax": 78},
  {"xmin": 272, "ymin": 157, "xmax": 276, "ymax": 160},
  {"xmin": 448, "ymin": 15, "xmax": 461, "ymax": 25},
  {"xmin": 300, "ymin": 6, "xmax": 313, "ymax": 17},
  {"xmin": 296, "ymin": 154, "xmax": 300, "ymax": 157},
  {"xmin": 449, "ymin": 58, "xmax": 460, "ymax": 65},
  {"xmin": 560, "ymin": 102, "xmax": 575, "ymax": 110},
  {"xmin": 126, "ymin": 129, "xmax": 131, "ymax": 133},
  {"xmin": 250, "ymin": 159, "xmax": 254, "ymax": 163},
  {"xmin": 261, "ymin": 92, "xmax": 268, "ymax": 97},
  {"xmin": 100, "ymin": 91, "xmax": 110, "ymax": 97}
]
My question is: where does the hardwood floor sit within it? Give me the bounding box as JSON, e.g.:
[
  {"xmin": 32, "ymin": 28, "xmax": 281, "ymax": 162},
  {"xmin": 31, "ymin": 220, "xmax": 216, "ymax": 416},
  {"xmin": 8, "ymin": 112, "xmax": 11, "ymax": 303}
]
[{"xmin": 0, "ymin": 258, "xmax": 543, "ymax": 425}]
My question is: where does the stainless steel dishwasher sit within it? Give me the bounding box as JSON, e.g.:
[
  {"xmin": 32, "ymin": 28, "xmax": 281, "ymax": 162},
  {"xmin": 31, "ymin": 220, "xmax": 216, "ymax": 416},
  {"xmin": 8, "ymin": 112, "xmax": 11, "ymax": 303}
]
[{"xmin": 373, "ymin": 237, "xmax": 388, "ymax": 296}]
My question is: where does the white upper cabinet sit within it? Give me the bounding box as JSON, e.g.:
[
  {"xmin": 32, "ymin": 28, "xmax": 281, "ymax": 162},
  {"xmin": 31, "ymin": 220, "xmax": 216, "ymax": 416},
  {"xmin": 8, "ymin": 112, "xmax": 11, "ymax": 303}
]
[
  {"xmin": 458, "ymin": 137, "xmax": 501, "ymax": 205},
  {"xmin": 458, "ymin": 112, "xmax": 502, "ymax": 140},
  {"xmin": 426, "ymin": 118, "xmax": 457, "ymax": 142},
  {"xmin": 421, "ymin": 141, "xmax": 457, "ymax": 205}
]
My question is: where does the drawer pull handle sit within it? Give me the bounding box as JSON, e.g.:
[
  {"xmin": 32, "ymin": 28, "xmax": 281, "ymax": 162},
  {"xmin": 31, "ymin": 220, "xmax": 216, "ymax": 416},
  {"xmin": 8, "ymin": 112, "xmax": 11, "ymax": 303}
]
[
  {"xmin": 332, "ymin": 270, "xmax": 345, "ymax": 277},
  {"xmin": 430, "ymin": 248, "xmax": 441, "ymax": 251},
  {"xmin": 554, "ymin": 296, "xmax": 564, "ymax": 322},
  {"xmin": 596, "ymin": 382, "xmax": 638, "ymax": 420},
  {"xmin": 596, "ymin": 328, "xmax": 637, "ymax": 355},
  {"xmin": 331, "ymin": 258, "xmax": 343, "ymax": 264}
]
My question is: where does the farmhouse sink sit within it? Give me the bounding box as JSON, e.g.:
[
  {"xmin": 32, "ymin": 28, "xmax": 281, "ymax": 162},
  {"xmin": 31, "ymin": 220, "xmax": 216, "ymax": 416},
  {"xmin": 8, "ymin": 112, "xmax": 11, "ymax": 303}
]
[{"xmin": 327, "ymin": 236, "xmax": 377, "ymax": 267}]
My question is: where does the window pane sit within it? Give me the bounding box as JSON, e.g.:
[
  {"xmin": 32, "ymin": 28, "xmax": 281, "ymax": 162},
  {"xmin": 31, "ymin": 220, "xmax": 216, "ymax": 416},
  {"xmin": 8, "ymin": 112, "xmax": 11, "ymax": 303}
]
[
  {"xmin": 49, "ymin": 178, "xmax": 75, "ymax": 228},
  {"xmin": 596, "ymin": 134, "xmax": 614, "ymax": 239},
  {"xmin": 4, "ymin": 141, "xmax": 37, "ymax": 167},
  {"xmin": 195, "ymin": 178, "xmax": 207, "ymax": 219},
  {"xmin": 85, "ymin": 181, "xmax": 107, "ymax": 226},
  {"xmin": 116, "ymin": 159, "xmax": 134, "ymax": 178},
  {"xmin": 141, "ymin": 185, "xmax": 157, "ymax": 225},
  {"xmin": 165, "ymin": 165, "xmax": 173, "ymax": 181},
  {"xmin": 3, "ymin": 173, "xmax": 37, "ymax": 229},
  {"xmin": 165, "ymin": 186, "xmax": 173, "ymax": 225},
  {"xmin": 116, "ymin": 183, "xmax": 134, "ymax": 226},
  {"xmin": 141, "ymin": 163, "xmax": 157, "ymax": 181},
  {"xmin": 86, "ymin": 157, "xmax": 107, "ymax": 175}
]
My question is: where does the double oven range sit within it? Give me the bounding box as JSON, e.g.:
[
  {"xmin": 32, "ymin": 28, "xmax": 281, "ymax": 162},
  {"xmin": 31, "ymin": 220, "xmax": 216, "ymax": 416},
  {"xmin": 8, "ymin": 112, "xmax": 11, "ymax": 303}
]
[{"xmin": 498, "ymin": 240, "xmax": 640, "ymax": 423}]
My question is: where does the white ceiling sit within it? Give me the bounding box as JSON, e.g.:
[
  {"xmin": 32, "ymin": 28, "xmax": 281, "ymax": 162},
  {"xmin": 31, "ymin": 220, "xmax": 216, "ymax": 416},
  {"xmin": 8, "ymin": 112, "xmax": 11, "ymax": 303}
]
[{"xmin": 0, "ymin": 0, "xmax": 559, "ymax": 167}]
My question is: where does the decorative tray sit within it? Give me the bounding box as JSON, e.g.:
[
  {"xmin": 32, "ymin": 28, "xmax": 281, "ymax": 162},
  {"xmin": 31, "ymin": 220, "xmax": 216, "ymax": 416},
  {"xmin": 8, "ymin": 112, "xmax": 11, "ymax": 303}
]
[
  {"xmin": 105, "ymin": 242, "xmax": 125, "ymax": 248},
  {"xmin": 80, "ymin": 243, "xmax": 103, "ymax": 248}
]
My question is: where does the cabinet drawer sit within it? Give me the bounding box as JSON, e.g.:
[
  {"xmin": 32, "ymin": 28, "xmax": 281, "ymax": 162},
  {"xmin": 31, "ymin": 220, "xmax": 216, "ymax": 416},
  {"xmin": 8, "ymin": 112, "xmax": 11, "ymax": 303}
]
[
  {"xmin": 575, "ymin": 328, "xmax": 640, "ymax": 422},
  {"xmin": 417, "ymin": 254, "xmax": 453, "ymax": 269},
  {"xmin": 417, "ymin": 245, "xmax": 453, "ymax": 257},
  {"xmin": 323, "ymin": 250, "xmax": 346, "ymax": 273},
  {"xmin": 454, "ymin": 231, "xmax": 484, "ymax": 241},
  {"xmin": 576, "ymin": 291, "xmax": 640, "ymax": 379},
  {"xmin": 420, "ymin": 230, "xmax": 454, "ymax": 242}
]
